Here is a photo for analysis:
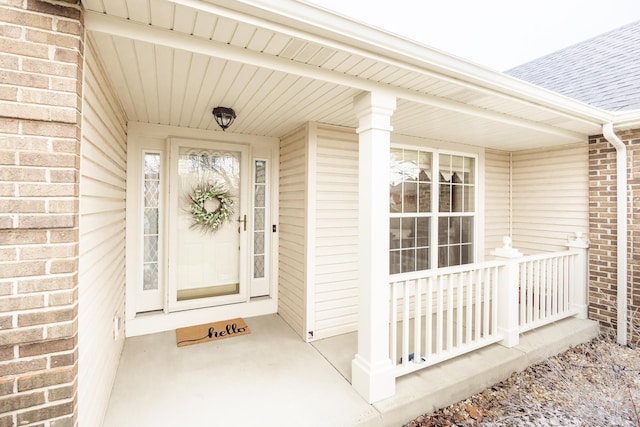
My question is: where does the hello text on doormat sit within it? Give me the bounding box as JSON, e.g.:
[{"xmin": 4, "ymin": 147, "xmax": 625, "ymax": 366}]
[{"xmin": 176, "ymin": 318, "xmax": 251, "ymax": 347}]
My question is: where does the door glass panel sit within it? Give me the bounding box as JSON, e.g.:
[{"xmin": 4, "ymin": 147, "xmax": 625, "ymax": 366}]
[{"xmin": 175, "ymin": 147, "xmax": 241, "ymax": 301}]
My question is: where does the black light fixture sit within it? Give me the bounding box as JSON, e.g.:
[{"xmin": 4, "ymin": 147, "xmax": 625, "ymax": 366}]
[{"xmin": 212, "ymin": 106, "xmax": 236, "ymax": 131}]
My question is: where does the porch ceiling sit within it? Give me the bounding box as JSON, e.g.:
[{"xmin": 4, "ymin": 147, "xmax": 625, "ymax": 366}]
[{"xmin": 82, "ymin": 0, "xmax": 607, "ymax": 150}]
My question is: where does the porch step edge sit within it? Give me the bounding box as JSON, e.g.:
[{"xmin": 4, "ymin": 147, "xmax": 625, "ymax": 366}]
[{"xmin": 374, "ymin": 317, "xmax": 599, "ymax": 427}]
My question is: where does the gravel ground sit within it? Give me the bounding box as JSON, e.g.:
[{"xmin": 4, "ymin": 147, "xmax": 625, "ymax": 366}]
[{"xmin": 404, "ymin": 335, "xmax": 640, "ymax": 426}]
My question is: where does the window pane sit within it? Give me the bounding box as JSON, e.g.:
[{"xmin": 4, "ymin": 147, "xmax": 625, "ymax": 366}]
[
  {"xmin": 401, "ymin": 217, "xmax": 415, "ymax": 248},
  {"xmin": 462, "ymin": 217, "xmax": 474, "ymax": 244},
  {"xmin": 390, "ymin": 218, "xmax": 401, "ymax": 249},
  {"xmin": 403, "ymin": 181, "xmax": 417, "ymax": 213},
  {"xmin": 144, "ymin": 236, "xmax": 158, "ymax": 262},
  {"xmin": 465, "ymin": 157, "xmax": 475, "ymax": 185},
  {"xmin": 255, "ymin": 160, "xmax": 266, "ymax": 183},
  {"xmin": 254, "ymin": 207, "xmax": 265, "ymax": 229},
  {"xmin": 254, "ymin": 255, "xmax": 265, "ymax": 279},
  {"xmin": 401, "ymin": 249, "xmax": 415, "ymax": 273},
  {"xmin": 438, "ymin": 217, "xmax": 448, "ymax": 245},
  {"xmin": 464, "ymin": 185, "xmax": 474, "ymax": 212},
  {"xmin": 418, "ymin": 182, "xmax": 431, "ymax": 213},
  {"xmin": 254, "ymin": 232, "xmax": 264, "ymax": 254},
  {"xmin": 390, "ymin": 251, "xmax": 400, "ymax": 275},
  {"xmin": 144, "ymin": 154, "xmax": 160, "ymax": 179},
  {"xmin": 144, "ymin": 208, "xmax": 158, "ymax": 235},
  {"xmin": 390, "ymin": 184, "xmax": 402, "ymax": 213},
  {"xmin": 416, "ymin": 247, "xmax": 429, "ymax": 270},
  {"xmin": 439, "ymin": 174, "xmax": 451, "ymax": 213},
  {"xmin": 143, "ymin": 263, "xmax": 158, "ymax": 291},
  {"xmin": 416, "ymin": 217, "xmax": 430, "ymax": 247},
  {"xmin": 254, "ymin": 185, "xmax": 265, "ymax": 207}
]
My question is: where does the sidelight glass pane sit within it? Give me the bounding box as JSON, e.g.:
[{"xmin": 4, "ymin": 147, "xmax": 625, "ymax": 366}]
[
  {"xmin": 253, "ymin": 160, "xmax": 268, "ymax": 279},
  {"xmin": 143, "ymin": 152, "xmax": 160, "ymax": 292},
  {"xmin": 254, "ymin": 208, "xmax": 265, "ymax": 230}
]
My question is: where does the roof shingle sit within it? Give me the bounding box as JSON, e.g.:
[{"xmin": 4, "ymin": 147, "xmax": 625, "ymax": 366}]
[{"xmin": 507, "ymin": 20, "xmax": 640, "ymax": 111}]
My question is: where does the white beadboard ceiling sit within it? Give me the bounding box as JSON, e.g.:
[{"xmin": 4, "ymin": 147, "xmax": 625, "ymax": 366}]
[{"xmin": 81, "ymin": 0, "xmax": 608, "ymax": 150}]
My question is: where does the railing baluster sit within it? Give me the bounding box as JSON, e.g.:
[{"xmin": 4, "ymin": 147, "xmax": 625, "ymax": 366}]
[
  {"xmin": 402, "ymin": 280, "xmax": 411, "ymax": 367},
  {"xmin": 436, "ymin": 275, "xmax": 443, "ymax": 355},
  {"xmin": 426, "ymin": 276, "xmax": 433, "ymax": 359},
  {"xmin": 492, "ymin": 266, "xmax": 498, "ymax": 335},
  {"xmin": 414, "ymin": 278, "xmax": 422, "ymax": 363},
  {"xmin": 551, "ymin": 258, "xmax": 561, "ymax": 316},
  {"xmin": 446, "ymin": 274, "xmax": 453, "ymax": 351},
  {"xmin": 528, "ymin": 261, "xmax": 534, "ymax": 325},
  {"xmin": 465, "ymin": 269, "xmax": 472, "ymax": 345},
  {"xmin": 456, "ymin": 272, "xmax": 463, "ymax": 348},
  {"xmin": 565, "ymin": 255, "xmax": 572, "ymax": 312},
  {"xmin": 390, "ymin": 282, "xmax": 398, "ymax": 366},
  {"xmin": 474, "ymin": 268, "xmax": 481, "ymax": 341},
  {"xmin": 483, "ymin": 266, "xmax": 490, "ymax": 338}
]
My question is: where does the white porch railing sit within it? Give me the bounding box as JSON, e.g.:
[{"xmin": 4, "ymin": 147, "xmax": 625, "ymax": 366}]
[
  {"xmin": 389, "ymin": 261, "xmax": 505, "ymax": 377},
  {"xmin": 388, "ymin": 235, "xmax": 589, "ymax": 380},
  {"xmin": 517, "ymin": 251, "xmax": 579, "ymax": 333}
]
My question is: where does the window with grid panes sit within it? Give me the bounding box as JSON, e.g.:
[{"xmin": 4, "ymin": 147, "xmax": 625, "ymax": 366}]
[{"xmin": 389, "ymin": 148, "xmax": 476, "ymax": 274}]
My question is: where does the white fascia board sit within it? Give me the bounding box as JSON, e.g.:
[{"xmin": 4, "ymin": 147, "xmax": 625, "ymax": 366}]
[
  {"xmin": 86, "ymin": 11, "xmax": 586, "ymax": 141},
  {"xmin": 217, "ymin": 0, "xmax": 611, "ymax": 126},
  {"xmin": 612, "ymin": 110, "xmax": 640, "ymax": 131}
]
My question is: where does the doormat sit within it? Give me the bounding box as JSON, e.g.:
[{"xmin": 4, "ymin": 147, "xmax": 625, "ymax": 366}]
[{"xmin": 176, "ymin": 318, "xmax": 251, "ymax": 347}]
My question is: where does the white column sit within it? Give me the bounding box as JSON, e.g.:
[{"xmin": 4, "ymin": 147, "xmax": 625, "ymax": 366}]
[
  {"xmin": 351, "ymin": 91, "xmax": 396, "ymax": 404},
  {"xmin": 491, "ymin": 236, "xmax": 522, "ymax": 348},
  {"xmin": 567, "ymin": 232, "xmax": 589, "ymax": 319}
]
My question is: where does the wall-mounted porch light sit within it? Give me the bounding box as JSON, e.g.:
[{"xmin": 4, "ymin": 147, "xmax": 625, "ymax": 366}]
[{"xmin": 212, "ymin": 106, "xmax": 236, "ymax": 131}]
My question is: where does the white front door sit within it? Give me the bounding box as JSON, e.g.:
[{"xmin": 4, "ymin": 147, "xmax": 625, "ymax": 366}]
[{"xmin": 167, "ymin": 139, "xmax": 250, "ymax": 312}]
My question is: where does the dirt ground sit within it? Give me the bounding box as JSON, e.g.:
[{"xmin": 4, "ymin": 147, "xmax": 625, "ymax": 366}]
[{"xmin": 404, "ymin": 335, "xmax": 640, "ymax": 426}]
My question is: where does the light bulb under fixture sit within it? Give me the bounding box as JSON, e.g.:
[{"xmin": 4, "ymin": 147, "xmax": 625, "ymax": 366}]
[{"xmin": 212, "ymin": 106, "xmax": 236, "ymax": 131}]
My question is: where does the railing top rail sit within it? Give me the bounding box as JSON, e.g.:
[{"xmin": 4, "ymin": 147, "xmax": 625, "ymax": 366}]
[
  {"xmin": 389, "ymin": 259, "xmax": 505, "ymax": 283},
  {"xmin": 517, "ymin": 249, "xmax": 579, "ymax": 264}
]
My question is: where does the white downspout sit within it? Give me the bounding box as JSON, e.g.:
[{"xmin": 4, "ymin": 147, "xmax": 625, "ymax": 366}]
[{"xmin": 602, "ymin": 122, "xmax": 628, "ymax": 346}]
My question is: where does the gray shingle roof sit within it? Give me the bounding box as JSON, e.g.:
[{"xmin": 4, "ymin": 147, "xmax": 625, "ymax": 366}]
[{"xmin": 506, "ymin": 20, "xmax": 640, "ymax": 112}]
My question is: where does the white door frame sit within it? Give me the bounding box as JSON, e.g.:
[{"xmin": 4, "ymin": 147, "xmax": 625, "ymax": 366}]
[{"xmin": 166, "ymin": 137, "xmax": 251, "ymax": 312}]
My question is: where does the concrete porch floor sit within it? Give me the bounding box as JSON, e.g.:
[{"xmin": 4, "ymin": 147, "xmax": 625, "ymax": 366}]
[{"xmin": 103, "ymin": 314, "xmax": 598, "ymax": 427}]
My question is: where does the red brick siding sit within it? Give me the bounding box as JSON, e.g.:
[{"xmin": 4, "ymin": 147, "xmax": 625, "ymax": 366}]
[
  {"xmin": 0, "ymin": 1, "xmax": 83, "ymax": 425},
  {"xmin": 589, "ymin": 128, "xmax": 640, "ymax": 347}
]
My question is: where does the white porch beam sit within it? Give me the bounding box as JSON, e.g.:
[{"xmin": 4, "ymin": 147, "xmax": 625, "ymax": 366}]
[
  {"xmin": 85, "ymin": 11, "xmax": 586, "ymax": 142},
  {"xmin": 351, "ymin": 91, "xmax": 396, "ymax": 403}
]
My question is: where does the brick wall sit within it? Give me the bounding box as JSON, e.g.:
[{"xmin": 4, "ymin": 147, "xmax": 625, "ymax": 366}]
[
  {"xmin": 0, "ymin": 1, "xmax": 83, "ymax": 426},
  {"xmin": 589, "ymin": 128, "xmax": 640, "ymax": 347}
]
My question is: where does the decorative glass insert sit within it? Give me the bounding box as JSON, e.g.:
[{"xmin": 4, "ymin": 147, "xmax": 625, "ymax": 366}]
[
  {"xmin": 253, "ymin": 160, "xmax": 267, "ymax": 279},
  {"xmin": 143, "ymin": 153, "xmax": 160, "ymax": 290}
]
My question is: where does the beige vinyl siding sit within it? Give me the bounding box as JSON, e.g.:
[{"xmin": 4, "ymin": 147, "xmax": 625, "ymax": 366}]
[
  {"xmin": 313, "ymin": 124, "xmax": 359, "ymax": 339},
  {"xmin": 278, "ymin": 126, "xmax": 308, "ymax": 339},
  {"xmin": 78, "ymin": 38, "xmax": 128, "ymax": 427},
  {"xmin": 484, "ymin": 149, "xmax": 510, "ymax": 257},
  {"xmin": 511, "ymin": 143, "xmax": 589, "ymax": 254}
]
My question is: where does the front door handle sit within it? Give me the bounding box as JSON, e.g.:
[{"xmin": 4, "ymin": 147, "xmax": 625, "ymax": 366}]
[{"xmin": 238, "ymin": 214, "xmax": 247, "ymax": 231}]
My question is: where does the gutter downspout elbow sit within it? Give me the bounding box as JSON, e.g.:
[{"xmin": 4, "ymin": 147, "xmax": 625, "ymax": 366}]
[{"xmin": 602, "ymin": 122, "xmax": 628, "ymax": 346}]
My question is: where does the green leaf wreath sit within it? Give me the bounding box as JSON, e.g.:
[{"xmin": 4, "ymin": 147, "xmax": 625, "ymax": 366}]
[{"xmin": 188, "ymin": 182, "xmax": 235, "ymax": 232}]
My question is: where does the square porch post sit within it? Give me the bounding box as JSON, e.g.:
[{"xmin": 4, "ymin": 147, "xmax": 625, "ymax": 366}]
[{"xmin": 351, "ymin": 91, "xmax": 397, "ymax": 403}]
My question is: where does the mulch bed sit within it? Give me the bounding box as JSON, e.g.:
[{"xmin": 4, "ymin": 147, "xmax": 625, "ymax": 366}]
[{"xmin": 404, "ymin": 336, "xmax": 640, "ymax": 426}]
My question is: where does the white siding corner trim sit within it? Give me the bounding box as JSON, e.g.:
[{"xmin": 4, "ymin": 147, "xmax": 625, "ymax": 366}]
[{"xmin": 78, "ymin": 36, "xmax": 128, "ymax": 427}]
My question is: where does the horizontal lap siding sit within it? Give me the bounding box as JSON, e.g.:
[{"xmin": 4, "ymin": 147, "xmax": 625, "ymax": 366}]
[
  {"xmin": 485, "ymin": 149, "xmax": 510, "ymax": 257},
  {"xmin": 511, "ymin": 143, "xmax": 589, "ymax": 254},
  {"xmin": 279, "ymin": 127, "xmax": 308, "ymax": 339},
  {"xmin": 78, "ymin": 38, "xmax": 128, "ymax": 427},
  {"xmin": 313, "ymin": 125, "xmax": 359, "ymax": 339}
]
